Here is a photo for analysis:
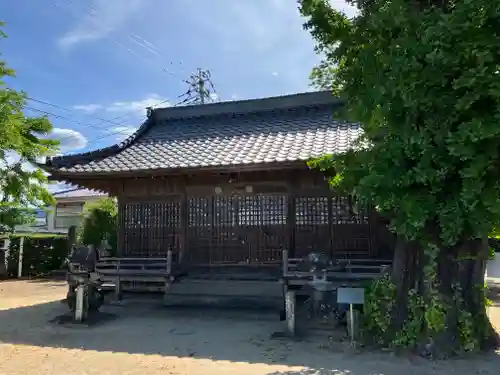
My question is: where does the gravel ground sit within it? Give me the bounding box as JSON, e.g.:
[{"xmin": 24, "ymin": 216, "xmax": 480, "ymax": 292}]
[{"xmin": 0, "ymin": 279, "xmax": 499, "ymax": 375}]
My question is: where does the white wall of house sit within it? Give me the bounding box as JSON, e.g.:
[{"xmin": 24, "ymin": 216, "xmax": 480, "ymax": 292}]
[
  {"xmin": 487, "ymin": 254, "xmax": 500, "ymax": 279},
  {"xmin": 45, "ymin": 194, "xmax": 106, "ymax": 234}
]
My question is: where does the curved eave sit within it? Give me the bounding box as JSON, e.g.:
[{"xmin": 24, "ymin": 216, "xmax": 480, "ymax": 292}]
[
  {"xmin": 45, "ymin": 160, "xmax": 311, "ymax": 180},
  {"xmin": 43, "ymin": 115, "xmax": 154, "ymax": 171}
]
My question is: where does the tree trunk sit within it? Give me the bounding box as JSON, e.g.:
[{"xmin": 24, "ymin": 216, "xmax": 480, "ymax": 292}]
[
  {"xmin": 390, "ymin": 236, "xmax": 423, "ymax": 333},
  {"xmin": 388, "ymin": 235, "xmax": 499, "ymax": 357}
]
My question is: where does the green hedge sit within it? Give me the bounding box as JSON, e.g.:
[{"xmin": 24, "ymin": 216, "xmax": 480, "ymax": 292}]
[{"xmin": 6, "ymin": 235, "xmax": 69, "ymax": 278}]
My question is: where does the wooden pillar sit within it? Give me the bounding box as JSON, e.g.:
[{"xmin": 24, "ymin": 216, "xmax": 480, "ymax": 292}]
[
  {"xmin": 179, "ymin": 183, "xmax": 188, "ymax": 265},
  {"xmin": 328, "ymin": 195, "xmax": 334, "ymax": 258},
  {"xmin": 287, "ymin": 172, "xmax": 296, "ymax": 258},
  {"xmin": 117, "ymin": 200, "xmax": 125, "ymax": 257},
  {"xmin": 114, "ymin": 259, "xmax": 122, "ymax": 301}
]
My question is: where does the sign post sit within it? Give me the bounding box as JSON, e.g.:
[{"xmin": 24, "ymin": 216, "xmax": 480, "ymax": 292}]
[{"xmin": 337, "ymin": 287, "xmax": 365, "ymax": 345}]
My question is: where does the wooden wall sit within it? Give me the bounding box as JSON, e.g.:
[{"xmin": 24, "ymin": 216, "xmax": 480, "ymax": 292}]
[{"xmin": 98, "ymin": 169, "xmax": 390, "ymax": 263}]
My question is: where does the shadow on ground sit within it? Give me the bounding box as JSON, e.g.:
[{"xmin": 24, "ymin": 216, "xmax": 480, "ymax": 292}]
[{"xmin": 0, "ymin": 281, "xmax": 500, "ymax": 375}]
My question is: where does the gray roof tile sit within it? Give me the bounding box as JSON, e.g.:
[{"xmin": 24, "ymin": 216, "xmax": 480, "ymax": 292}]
[{"xmin": 46, "ymin": 91, "xmax": 362, "ymax": 174}]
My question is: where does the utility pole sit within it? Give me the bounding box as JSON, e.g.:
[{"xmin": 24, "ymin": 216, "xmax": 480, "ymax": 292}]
[
  {"xmin": 179, "ymin": 68, "xmax": 219, "ymax": 105},
  {"xmin": 197, "ymin": 69, "xmax": 206, "ymax": 104}
]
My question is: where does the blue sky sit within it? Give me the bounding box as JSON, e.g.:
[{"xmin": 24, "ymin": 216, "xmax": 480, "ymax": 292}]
[{"xmin": 0, "ymin": 0, "xmax": 357, "ymax": 158}]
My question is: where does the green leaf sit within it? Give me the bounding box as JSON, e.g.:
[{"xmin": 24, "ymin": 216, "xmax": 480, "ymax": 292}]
[
  {"xmin": 300, "ymin": 0, "xmax": 500, "ymax": 245},
  {"xmin": 0, "ymin": 25, "xmax": 59, "ymax": 234}
]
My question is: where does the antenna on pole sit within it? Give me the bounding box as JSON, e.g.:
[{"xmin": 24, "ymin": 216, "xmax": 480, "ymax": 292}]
[{"xmin": 181, "ymin": 68, "xmax": 219, "ymax": 105}]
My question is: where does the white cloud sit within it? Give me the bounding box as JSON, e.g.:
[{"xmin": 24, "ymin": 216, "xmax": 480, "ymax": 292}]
[
  {"xmin": 272, "ymin": 71, "xmax": 279, "ymax": 77},
  {"xmin": 209, "ymin": 93, "xmax": 219, "ymax": 102},
  {"xmin": 71, "ymin": 94, "xmax": 170, "ymax": 120},
  {"xmin": 73, "ymin": 104, "xmax": 103, "ymax": 113},
  {"xmin": 57, "ymin": 0, "xmax": 143, "ymax": 49},
  {"xmin": 0, "ymin": 128, "xmax": 86, "ymax": 173},
  {"xmin": 47, "ymin": 128, "xmax": 88, "ymax": 153}
]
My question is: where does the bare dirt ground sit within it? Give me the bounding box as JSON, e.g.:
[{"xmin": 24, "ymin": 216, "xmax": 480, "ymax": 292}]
[{"xmin": 0, "ymin": 279, "xmax": 499, "ymax": 375}]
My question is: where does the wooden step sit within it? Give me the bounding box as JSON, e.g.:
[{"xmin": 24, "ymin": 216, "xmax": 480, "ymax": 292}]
[{"xmin": 168, "ymin": 279, "xmax": 282, "ymax": 298}]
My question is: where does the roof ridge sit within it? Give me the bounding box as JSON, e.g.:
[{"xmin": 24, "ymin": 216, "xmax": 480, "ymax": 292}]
[{"xmin": 152, "ymin": 90, "xmax": 339, "ymax": 122}]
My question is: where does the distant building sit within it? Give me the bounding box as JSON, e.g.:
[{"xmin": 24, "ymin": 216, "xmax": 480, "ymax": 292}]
[
  {"xmin": 0, "ymin": 188, "xmax": 107, "ymax": 277},
  {"xmin": 11, "ymin": 188, "xmax": 107, "ymax": 235}
]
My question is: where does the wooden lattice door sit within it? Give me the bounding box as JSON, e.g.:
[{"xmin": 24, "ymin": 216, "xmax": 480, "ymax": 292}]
[
  {"xmin": 187, "ymin": 196, "xmax": 212, "ymax": 264},
  {"xmin": 238, "ymin": 195, "xmax": 287, "ymax": 263},
  {"xmin": 122, "ymin": 199, "xmax": 181, "ymax": 257},
  {"xmin": 186, "ymin": 194, "xmax": 289, "ymax": 264},
  {"xmin": 331, "ymin": 196, "xmax": 371, "ymax": 258},
  {"xmin": 294, "ymin": 196, "xmax": 330, "ymax": 258},
  {"xmin": 211, "ymin": 196, "xmax": 247, "ymax": 263}
]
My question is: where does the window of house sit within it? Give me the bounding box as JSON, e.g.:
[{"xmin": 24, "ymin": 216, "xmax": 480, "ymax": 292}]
[
  {"xmin": 34, "ymin": 209, "xmax": 47, "ymax": 226},
  {"xmin": 55, "ymin": 203, "xmax": 83, "ymax": 228}
]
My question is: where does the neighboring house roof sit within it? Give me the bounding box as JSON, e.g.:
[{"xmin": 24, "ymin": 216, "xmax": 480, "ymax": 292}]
[
  {"xmin": 52, "ymin": 188, "xmax": 106, "ymax": 199},
  {"xmin": 43, "ymin": 91, "xmax": 361, "ymax": 175}
]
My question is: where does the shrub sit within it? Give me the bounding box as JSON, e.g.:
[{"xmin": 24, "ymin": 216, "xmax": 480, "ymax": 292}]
[
  {"xmin": 78, "ymin": 197, "xmax": 117, "ymax": 256},
  {"xmin": 6, "ymin": 235, "xmax": 69, "ymax": 277}
]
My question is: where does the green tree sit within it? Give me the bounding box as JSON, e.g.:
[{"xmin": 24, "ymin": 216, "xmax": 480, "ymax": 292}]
[
  {"xmin": 0, "ymin": 23, "xmax": 58, "ymax": 234},
  {"xmin": 299, "ymin": 0, "xmax": 500, "ymax": 355},
  {"xmin": 78, "ymin": 197, "xmax": 117, "ymax": 255}
]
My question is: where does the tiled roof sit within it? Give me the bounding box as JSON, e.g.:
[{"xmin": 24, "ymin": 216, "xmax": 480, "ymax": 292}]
[
  {"xmin": 45, "ymin": 91, "xmax": 362, "ymax": 174},
  {"xmin": 52, "ymin": 188, "xmax": 107, "ymax": 198}
]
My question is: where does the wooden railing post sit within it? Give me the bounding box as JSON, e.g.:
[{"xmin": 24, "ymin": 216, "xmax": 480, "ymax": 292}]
[
  {"xmin": 114, "ymin": 259, "xmax": 121, "ymax": 301},
  {"xmin": 167, "ymin": 249, "xmax": 172, "ymax": 275}
]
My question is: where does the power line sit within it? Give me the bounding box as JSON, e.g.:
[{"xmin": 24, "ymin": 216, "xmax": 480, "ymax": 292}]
[
  {"xmin": 36, "ymin": 1, "xmax": 193, "ymax": 144},
  {"xmin": 27, "ymin": 97, "xmax": 134, "ymax": 128},
  {"xmin": 88, "ymin": 94, "xmax": 194, "ymax": 144},
  {"xmin": 52, "ymin": 0, "xmax": 181, "ymax": 78},
  {"xmin": 25, "ymin": 91, "xmax": 196, "ymax": 146},
  {"xmin": 42, "ymin": 1, "xmax": 221, "ymax": 144},
  {"xmin": 77, "ymin": 0, "xmax": 184, "ymax": 76},
  {"xmin": 83, "ymin": 77, "xmax": 220, "ymax": 145},
  {"xmin": 26, "ymin": 66, "xmax": 220, "ymax": 146},
  {"xmin": 24, "ymin": 100, "xmax": 167, "ymax": 144}
]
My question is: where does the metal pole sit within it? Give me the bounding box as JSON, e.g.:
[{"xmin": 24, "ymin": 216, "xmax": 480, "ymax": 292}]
[
  {"xmin": 349, "ymin": 303, "xmax": 355, "ymax": 345},
  {"xmin": 198, "ymin": 73, "xmax": 205, "ymax": 104},
  {"xmin": 17, "ymin": 236, "xmax": 24, "ymax": 278}
]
